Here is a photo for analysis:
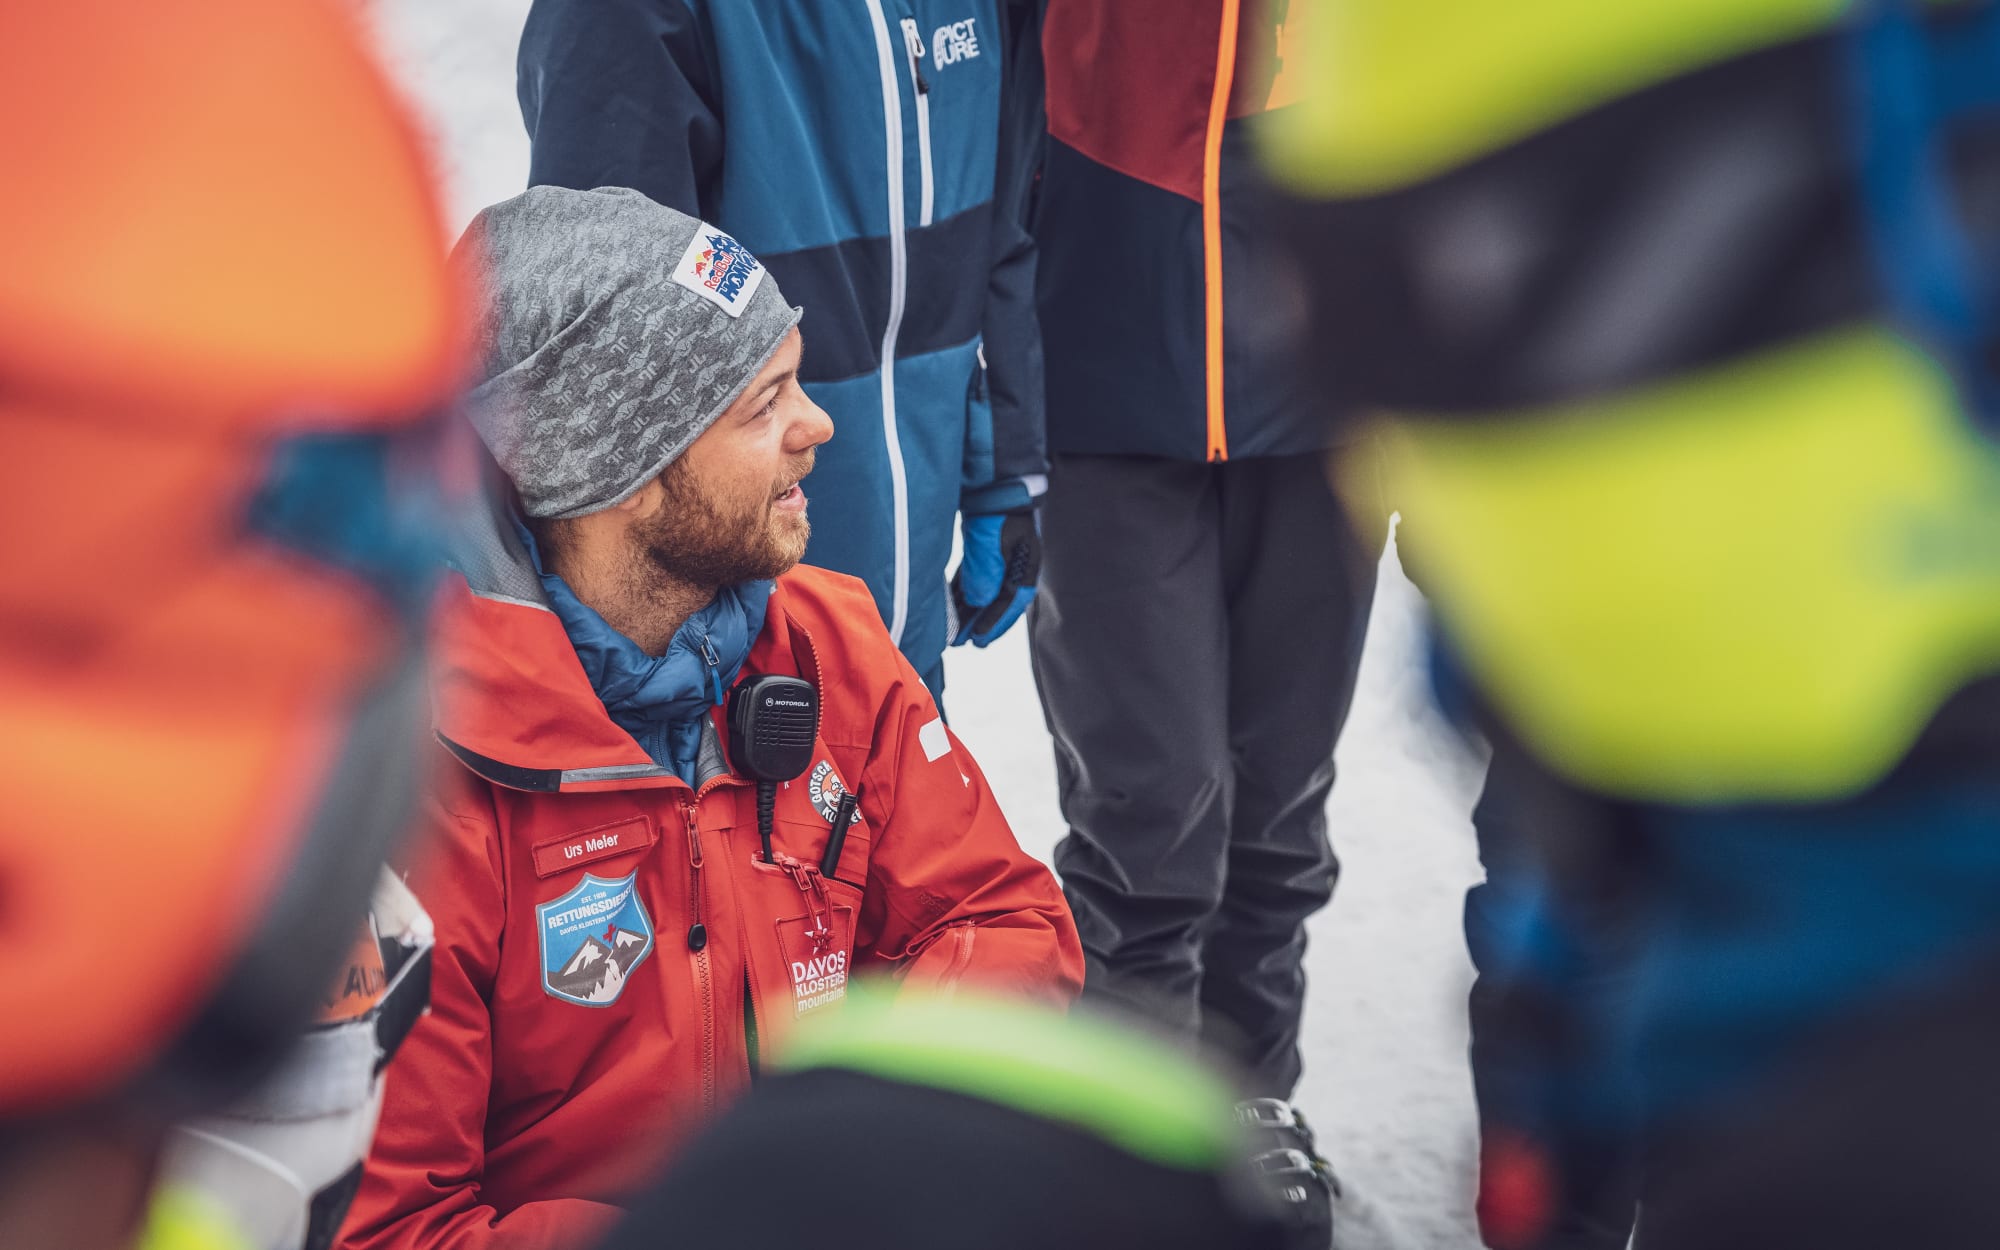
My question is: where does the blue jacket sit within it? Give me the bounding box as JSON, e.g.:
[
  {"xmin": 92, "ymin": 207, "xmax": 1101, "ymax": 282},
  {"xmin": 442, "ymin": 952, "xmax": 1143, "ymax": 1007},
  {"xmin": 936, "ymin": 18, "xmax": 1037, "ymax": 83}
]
[{"xmin": 518, "ymin": 0, "xmax": 1046, "ymax": 695}]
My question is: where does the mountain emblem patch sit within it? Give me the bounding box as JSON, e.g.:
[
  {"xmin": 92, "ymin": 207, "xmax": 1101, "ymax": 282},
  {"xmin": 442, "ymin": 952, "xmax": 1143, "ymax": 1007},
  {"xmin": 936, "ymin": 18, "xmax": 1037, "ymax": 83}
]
[{"xmin": 537, "ymin": 871, "xmax": 655, "ymax": 1007}]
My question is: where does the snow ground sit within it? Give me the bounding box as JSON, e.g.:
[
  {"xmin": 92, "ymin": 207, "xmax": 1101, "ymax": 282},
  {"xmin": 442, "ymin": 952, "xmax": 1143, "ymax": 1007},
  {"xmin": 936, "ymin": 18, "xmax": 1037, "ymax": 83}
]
[{"xmin": 366, "ymin": 4, "xmax": 1492, "ymax": 1241}]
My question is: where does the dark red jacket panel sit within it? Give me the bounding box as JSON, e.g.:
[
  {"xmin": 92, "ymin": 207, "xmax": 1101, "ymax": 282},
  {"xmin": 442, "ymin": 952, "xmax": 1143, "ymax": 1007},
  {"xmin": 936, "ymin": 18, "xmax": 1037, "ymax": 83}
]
[{"xmin": 1037, "ymin": 0, "xmax": 1331, "ymax": 460}]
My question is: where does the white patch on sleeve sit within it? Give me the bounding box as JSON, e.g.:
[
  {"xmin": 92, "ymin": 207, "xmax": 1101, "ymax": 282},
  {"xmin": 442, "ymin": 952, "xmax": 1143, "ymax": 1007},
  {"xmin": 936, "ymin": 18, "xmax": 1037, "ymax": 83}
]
[
  {"xmin": 918, "ymin": 716, "xmax": 951, "ymax": 763},
  {"xmin": 670, "ymin": 223, "xmax": 767, "ymax": 318}
]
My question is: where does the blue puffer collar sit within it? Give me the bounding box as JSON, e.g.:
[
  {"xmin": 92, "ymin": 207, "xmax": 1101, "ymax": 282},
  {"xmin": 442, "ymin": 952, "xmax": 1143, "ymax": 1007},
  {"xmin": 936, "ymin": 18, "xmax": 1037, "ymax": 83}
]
[{"xmin": 513, "ymin": 517, "xmax": 772, "ymax": 784}]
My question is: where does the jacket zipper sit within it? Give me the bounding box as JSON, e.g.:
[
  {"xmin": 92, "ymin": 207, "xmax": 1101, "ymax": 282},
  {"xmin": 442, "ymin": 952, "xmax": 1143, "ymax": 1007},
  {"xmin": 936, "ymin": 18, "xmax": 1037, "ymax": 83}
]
[
  {"xmin": 698, "ymin": 770, "xmax": 769, "ymax": 1088},
  {"xmin": 744, "ymin": 970, "xmax": 760, "ymax": 1077},
  {"xmin": 727, "ymin": 624, "xmax": 826, "ymax": 1054},
  {"xmin": 1201, "ymin": 0, "xmax": 1243, "ymax": 463},
  {"xmin": 937, "ymin": 922, "xmax": 978, "ymax": 991},
  {"xmin": 793, "ymin": 623, "xmax": 859, "ymax": 883},
  {"xmin": 863, "ymin": 0, "xmax": 915, "ymax": 648},
  {"xmin": 699, "ymin": 635, "xmax": 725, "ymax": 706},
  {"xmin": 690, "ymin": 768, "xmax": 776, "ymax": 1097},
  {"xmin": 681, "ymin": 796, "xmax": 716, "ymax": 1114},
  {"xmin": 899, "ymin": 17, "xmax": 934, "ymax": 227},
  {"xmin": 778, "ymin": 855, "xmax": 837, "ymax": 952}
]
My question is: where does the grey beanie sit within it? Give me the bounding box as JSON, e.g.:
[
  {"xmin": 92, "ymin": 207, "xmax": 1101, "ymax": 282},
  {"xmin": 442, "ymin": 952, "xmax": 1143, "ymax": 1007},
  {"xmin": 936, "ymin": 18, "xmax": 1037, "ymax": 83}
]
[{"xmin": 456, "ymin": 186, "xmax": 804, "ymax": 518}]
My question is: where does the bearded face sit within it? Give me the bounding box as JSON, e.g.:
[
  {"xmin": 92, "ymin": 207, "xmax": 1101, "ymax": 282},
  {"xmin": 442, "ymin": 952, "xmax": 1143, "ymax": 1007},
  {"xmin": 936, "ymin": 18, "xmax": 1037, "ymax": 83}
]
[{"xmin": 629, "ymin": 446, "xmax": 815, "ymax": 590}]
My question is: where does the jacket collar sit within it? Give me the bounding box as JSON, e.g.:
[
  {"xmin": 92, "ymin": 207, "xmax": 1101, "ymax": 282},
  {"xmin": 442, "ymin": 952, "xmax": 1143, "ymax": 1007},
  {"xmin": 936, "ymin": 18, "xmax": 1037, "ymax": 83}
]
[
  {"xmin": 516, "ymin": 517, "xmax": 770, "ymax": 785},
  {"xmin": 430, "ymin": 483, "xmax": 811, "ymax": 794}
]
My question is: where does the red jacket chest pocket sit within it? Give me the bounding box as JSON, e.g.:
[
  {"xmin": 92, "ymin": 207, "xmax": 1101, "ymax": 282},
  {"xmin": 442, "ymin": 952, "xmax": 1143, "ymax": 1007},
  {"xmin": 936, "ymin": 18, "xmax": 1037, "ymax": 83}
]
[
  {"xmin": 724, "ymin": 751, "xmax": 872, "ymax": 1046},
  {"xmin": 740, "ymin": 851, "xmax": 857, "ymax": 1050}
]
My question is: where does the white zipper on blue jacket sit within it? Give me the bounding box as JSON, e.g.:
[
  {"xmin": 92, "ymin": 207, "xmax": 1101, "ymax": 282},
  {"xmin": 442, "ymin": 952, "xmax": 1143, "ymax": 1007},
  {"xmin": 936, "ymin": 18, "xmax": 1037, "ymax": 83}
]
[
  {"xmin": 864, "ymin": 0, "xmax": 916, "ymax": 646},
  {"xmin": 900, "ymin": 17, "xmax": 936, "ymax": 227}
]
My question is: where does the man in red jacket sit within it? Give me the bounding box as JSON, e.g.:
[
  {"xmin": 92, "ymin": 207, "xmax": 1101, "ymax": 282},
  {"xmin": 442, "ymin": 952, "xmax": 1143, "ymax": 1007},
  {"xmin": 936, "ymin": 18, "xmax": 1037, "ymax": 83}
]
[{"xmin": 340, "ymin": 186, "xmax": 1082, "ymax": 1250}]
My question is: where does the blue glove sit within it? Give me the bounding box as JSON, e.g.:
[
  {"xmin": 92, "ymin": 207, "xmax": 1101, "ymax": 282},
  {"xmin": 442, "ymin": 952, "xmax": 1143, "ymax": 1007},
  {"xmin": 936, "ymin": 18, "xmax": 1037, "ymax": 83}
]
[{"xmin": 949, "ymin": 509, "xmax": 1041, "ymax": 647}]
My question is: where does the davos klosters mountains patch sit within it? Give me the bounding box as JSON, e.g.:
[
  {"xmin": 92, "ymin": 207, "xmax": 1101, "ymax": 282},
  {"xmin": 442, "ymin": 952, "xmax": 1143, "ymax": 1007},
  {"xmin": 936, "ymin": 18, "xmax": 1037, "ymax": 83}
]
[{"xmin": 778, "ymin": 908, "xmax": 853, "ymax": 1016}]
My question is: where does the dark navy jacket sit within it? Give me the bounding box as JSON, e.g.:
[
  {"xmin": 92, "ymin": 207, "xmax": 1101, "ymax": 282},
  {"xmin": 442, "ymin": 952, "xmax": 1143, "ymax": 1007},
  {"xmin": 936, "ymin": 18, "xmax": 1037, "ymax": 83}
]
[
  {"xmin": 519, "ymin": 0, "xmax": 1045, "ymax": 693},
  {"xmin": 1034, "ymin": 0, "xmax": 1330, "ymax": 462}
]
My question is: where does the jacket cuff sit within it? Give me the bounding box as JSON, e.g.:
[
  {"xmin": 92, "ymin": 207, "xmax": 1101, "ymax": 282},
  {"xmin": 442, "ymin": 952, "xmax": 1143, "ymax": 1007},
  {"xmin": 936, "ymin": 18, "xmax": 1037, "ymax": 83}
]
[{"xmin": 960, "ymin": 474, "xmax": 1046, "ymax": 516}]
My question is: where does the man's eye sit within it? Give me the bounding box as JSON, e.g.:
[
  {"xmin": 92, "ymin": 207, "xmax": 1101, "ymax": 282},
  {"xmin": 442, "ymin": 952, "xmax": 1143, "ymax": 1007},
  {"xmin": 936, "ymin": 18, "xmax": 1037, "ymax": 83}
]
[{"xmin": 757, "ymin": 394, "xmax": 782, "ymax": 419}]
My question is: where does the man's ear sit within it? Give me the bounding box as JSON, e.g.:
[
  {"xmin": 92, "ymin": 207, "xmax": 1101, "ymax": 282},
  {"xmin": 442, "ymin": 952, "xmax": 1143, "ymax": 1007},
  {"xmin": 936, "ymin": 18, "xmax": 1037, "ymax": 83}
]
[{"xmin": 613, "ymin": 475, "xmax": 667, "ymax": 516}]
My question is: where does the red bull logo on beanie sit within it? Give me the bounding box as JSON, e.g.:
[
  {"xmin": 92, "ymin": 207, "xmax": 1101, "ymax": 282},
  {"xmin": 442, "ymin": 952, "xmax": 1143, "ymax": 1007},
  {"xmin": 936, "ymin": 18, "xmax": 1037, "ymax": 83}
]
[
  {"xmin": 697, "ymin": 234, "xmax": 753, "ymax": 299},
  {"xmin": 672, "ymin": 223, "xmax": 767, "ymax": 318}
]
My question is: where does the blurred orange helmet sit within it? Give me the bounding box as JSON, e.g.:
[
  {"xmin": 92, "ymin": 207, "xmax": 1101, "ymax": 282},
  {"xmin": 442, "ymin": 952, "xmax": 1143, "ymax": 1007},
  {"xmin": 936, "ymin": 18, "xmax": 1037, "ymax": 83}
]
[{"xmin": 0, "ymin": 0, "xmax": 466, "ymax": 1121}]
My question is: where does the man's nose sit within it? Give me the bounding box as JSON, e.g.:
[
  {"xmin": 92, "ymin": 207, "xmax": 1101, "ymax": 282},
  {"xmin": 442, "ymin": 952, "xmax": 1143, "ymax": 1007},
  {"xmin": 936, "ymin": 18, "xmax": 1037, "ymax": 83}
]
[{"xmin": 786, "ymin": 395, "xmax": 834, "ymax": 452}]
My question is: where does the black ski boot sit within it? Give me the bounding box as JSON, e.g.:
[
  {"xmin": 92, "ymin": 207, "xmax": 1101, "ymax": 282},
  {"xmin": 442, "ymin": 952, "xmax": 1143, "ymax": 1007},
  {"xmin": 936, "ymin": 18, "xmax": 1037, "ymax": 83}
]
[
  {"xmin": 1235, "ymin": 1099, "xmax": 1411, "ymax": 1250},
  {"xmin": 1238, "ymin": 1099, "xmax": 1340, "ymax": 1248}
]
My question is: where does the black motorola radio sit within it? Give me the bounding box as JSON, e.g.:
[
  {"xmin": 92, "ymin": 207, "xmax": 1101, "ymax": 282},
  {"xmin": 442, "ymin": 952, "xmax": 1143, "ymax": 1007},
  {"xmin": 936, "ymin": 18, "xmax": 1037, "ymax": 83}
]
[{"xmin": 725, "ymin": 674, "xmax": 819, "ymax": 862}]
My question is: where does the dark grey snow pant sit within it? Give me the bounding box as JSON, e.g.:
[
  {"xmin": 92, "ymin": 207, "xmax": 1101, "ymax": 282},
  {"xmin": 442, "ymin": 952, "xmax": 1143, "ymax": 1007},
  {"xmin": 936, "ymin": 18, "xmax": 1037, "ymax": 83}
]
[{"xmin": 1029, "ymin": 452, "xmax": 1379, "ymax": 1096}]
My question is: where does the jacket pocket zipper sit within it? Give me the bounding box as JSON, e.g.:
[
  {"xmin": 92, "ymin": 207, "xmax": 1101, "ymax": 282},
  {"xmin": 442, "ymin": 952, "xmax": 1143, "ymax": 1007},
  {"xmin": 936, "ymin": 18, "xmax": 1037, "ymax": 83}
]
[
  {"xmin": 778, "ymin": 854, "xmax": 838, "ymax": 951},
  {"xmin": 743, "ymin": 970, "xmax": 760, "ymax": 1078},
  {"xmin": 682, "ymin": 798, "xmax": 716, "ymax": 1114},
  {"xmin": 900, "ymin": 17, "xmax": 934, "ymax": 227},
  {"xmin": 937, "ymin": 921, "xmax": 977, "ymax": 991}
]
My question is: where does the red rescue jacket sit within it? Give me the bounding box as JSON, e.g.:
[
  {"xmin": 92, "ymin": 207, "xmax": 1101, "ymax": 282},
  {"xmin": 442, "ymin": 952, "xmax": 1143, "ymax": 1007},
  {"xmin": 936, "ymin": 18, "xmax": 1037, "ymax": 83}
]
[{"xmin": 339, "ymin": 529, "xmax": 1081, "ymax": 1250}]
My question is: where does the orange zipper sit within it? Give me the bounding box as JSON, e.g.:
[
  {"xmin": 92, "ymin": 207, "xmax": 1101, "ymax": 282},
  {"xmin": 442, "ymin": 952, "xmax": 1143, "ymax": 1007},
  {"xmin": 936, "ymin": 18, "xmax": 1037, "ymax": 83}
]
[
  {"xmin": 777, "ymin": 854, "xmax": 837, "ymax": 953},
  {"xmin": 694, "ymin": 766, "xmax": 765, "ymax": 1087},
  {"xmin": 714, "ymin": 625, "xmax": 825, "ymax": 1072},
  {"xmin": 1201, "ymin": 0, "xmax": 1242, "ymax": 463},
  {"xmin": 938, "ymin": 922, "xmax": 977, "ymax": 992},
  {"xmin": 681, "ymin": 795, "xmax": 716, "ymax": 1115},
  {"xmin": 732, "ymin": 877, "xmax": 768, "ymax": 1074},
  {"xmin": 795, "ymin": 623, "xmax": 826, "ymax": 730}
]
